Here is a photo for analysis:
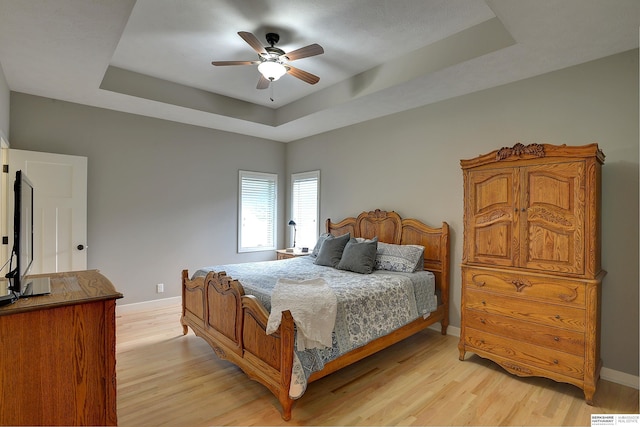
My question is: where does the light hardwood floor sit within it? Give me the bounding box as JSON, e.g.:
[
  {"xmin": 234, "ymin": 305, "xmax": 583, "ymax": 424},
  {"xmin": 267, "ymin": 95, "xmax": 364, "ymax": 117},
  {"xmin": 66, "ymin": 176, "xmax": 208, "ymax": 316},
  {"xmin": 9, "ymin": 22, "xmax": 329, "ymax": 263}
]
[{"xmin": 116, "ymin": 303, "xmax": 638, "ymax": 426}]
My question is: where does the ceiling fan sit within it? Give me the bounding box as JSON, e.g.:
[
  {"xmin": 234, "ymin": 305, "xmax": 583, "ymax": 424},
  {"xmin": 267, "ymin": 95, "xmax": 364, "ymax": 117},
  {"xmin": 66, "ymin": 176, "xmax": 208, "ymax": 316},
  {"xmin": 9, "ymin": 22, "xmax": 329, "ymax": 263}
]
[{"xmin": 212, "ymin": 31, "xmax": 324, "ymax": 89}]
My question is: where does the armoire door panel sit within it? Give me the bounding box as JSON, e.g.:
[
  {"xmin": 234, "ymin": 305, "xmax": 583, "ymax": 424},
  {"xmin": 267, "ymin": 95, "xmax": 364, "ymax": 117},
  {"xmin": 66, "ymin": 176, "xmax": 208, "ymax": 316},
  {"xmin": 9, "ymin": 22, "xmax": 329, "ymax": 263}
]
[
  {"xmin": 527, "ymin": 224, "xmax": 575, "ymax": 268},
  {"xmin": 473, "ymin": 174, "xmax": 513, "ymax": 214},
  {"xmin": 474, "ymin": 223, "xmax": 513, "ymax": 263},
  {"xmin": 521, "ymin": 162, "xmax": 584, "ymax": 274},
  {"xmin": 528, "ymin": 174, "xmax": 573, "ymax": 210},
  {"xmin": 467, "ymin": 168, "xmax": 518, "ymax": 266}
]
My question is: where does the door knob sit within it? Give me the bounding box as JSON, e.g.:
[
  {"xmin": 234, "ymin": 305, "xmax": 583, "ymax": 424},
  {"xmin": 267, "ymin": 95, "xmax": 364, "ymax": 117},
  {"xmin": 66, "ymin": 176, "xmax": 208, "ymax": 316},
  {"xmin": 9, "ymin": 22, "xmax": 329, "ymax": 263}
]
[{"xmin": 77, "ymin": 244, "xmax": 87, "ymax": 251}]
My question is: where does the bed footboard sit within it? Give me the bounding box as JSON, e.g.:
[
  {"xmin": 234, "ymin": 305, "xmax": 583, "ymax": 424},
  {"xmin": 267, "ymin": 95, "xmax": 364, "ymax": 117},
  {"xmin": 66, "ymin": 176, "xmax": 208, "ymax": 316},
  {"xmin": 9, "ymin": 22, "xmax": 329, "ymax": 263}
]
[{"xmin": 180, "ymin": 270, "xmax": 297, "ymax": 420}]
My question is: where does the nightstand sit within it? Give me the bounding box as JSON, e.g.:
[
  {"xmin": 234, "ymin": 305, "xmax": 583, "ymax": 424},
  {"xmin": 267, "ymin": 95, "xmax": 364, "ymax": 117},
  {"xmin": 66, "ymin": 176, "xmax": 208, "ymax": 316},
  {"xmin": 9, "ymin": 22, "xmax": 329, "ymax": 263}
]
[{"xmin": 275, "ymin": 249, "xmax": 309, "ymax": 260}]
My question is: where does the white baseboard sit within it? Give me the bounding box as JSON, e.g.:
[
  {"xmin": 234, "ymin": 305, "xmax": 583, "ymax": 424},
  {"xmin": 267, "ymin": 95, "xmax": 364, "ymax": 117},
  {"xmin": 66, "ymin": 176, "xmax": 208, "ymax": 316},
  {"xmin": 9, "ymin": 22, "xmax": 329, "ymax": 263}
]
[
  {"xmin": 432, "ymin": 324, "xmax": 639, "ymax": 390},
  {"xmin": 116, "ymin": 296, "xmax": 181, "ymax": 315},
  {"xmin": 601, "ymin": 367, "xmax": 640, "ymax": 389}
]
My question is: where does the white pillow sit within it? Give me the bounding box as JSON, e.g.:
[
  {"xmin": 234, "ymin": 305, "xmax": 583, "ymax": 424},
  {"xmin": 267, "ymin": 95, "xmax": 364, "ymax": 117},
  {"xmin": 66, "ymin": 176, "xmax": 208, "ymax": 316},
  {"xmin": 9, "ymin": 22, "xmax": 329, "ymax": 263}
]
[{"xmin": 374, "ymin": 242, "xmax": 425, "ymax": 272}]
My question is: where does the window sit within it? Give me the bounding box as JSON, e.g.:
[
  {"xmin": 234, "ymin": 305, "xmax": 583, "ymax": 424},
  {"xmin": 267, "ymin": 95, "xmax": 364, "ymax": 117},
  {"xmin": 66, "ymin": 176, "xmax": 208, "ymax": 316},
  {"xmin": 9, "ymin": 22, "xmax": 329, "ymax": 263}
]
[
  {"xmin": 238, "ymin": 171, "xmax": 277, "ymax": 252},
  {"xmin": 290, "ymin": 170, "xmax": 319, "ymax": 249}
]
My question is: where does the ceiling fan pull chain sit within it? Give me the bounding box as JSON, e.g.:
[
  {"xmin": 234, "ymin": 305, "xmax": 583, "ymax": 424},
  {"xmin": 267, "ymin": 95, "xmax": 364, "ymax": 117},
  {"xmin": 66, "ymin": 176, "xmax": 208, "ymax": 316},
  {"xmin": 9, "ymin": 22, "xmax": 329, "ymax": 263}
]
[{"xmin": 270, "ymin": 82, "xmax": 275, "ymax": 102}]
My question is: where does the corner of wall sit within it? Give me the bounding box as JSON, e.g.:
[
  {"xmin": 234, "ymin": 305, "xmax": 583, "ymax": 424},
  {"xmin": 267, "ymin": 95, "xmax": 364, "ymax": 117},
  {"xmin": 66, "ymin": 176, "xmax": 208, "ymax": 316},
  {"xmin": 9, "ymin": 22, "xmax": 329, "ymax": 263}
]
[{"xmin": 0, "ymin": 61, "xmax": 9, "ymax": 140}]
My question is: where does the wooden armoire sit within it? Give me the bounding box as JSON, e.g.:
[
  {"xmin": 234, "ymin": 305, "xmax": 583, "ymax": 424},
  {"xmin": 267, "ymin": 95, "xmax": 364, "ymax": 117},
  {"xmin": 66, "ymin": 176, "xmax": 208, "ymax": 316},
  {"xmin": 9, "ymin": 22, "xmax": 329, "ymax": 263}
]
[{"xmin": 458, "ymin": 142, "xmax": 605, "ymax": 404}]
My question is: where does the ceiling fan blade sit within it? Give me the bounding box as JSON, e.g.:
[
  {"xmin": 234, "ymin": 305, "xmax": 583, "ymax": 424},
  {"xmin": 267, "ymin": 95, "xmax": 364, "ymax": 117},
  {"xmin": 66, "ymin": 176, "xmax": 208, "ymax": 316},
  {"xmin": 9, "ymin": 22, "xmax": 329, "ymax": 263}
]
[
  {"xmin": 238, "ymin": 31, "xmax": 267, "ymax": 55},
  {"xmin": 211, "ymin": 60, "xmax": 258, "ymax": 66},
  {"xmin": 281, "ymin": 44, "xmax": 324, "ymax": 61},
  {"xmin": 286, "ymin": 65, "xmax": 320, "ymax": 85},
  {"xmin": 256, "ymin": 75, "xmax": 270, "ymax": 90}
]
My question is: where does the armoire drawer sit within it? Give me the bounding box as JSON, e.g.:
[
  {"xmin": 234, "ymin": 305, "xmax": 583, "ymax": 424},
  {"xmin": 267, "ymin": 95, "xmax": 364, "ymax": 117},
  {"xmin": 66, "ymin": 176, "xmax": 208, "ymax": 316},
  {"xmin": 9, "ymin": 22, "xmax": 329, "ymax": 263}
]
[
  {"xmin": 464, "ymin": 289, "xmax": 586, "ymax": 331},
  {"xmin": 463, "ymin": 267, "xmax": 586, "ymax": 308},
  {"xmin": 463, "ymin": 309, "xmax": 585, "ymax": 356},
  {"xmin": 463, "ymin": 327, "xmax": 585, "ymax": 379}
]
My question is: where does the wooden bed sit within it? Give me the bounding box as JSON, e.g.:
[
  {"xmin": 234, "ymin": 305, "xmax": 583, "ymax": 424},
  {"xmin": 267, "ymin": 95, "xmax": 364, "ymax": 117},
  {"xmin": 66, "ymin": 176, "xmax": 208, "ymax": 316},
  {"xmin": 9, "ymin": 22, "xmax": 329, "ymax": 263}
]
[{"xmin": 181, "ymin": 209, "xmax": 450, "ymax": 420}]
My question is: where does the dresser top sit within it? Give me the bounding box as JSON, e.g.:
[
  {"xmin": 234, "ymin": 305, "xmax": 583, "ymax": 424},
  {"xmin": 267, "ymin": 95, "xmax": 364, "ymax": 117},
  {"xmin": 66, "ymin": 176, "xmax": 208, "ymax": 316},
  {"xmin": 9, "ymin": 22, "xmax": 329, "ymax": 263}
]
[{"xmin": 0, "ymin": 270, "xmax": 123, "ymax": 316}]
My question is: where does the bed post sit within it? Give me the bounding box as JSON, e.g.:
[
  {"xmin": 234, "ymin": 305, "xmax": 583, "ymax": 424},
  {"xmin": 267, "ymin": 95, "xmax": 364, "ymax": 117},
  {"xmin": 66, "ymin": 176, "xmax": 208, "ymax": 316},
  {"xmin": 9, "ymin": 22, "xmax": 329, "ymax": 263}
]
[
  {"xmin": 180, "ymin": 269, "xmax": 189, "ymax": 335},
  {"xmin": 440, "ymin": 222, "xmax": 450, "ymax": 335},
  {"xmin": 278, "ymin": 310, "xmax": 295, "ymax": 421}
]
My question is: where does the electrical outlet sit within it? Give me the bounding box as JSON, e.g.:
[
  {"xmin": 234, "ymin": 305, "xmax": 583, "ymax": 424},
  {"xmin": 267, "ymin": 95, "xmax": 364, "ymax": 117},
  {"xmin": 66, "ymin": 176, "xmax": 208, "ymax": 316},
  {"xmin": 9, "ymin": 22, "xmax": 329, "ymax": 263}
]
[{"xmin": 156, "ymin": 283, "xmax": 164, "ymax": 293}]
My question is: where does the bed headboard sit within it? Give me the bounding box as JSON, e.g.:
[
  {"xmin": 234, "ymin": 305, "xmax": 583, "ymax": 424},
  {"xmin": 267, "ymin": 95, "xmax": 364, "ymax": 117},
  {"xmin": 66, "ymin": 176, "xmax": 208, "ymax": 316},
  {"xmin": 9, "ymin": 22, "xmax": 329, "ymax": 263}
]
[{"xmin": 326, "ymin": 209, "xmax": 450, "ymax": 308}]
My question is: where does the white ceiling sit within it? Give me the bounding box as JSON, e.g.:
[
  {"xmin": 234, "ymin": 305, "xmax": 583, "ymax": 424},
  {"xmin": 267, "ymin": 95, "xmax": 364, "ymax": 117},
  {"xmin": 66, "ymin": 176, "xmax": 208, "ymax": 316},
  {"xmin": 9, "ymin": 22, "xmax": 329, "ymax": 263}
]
[{"xmin": 0, "ymin": 0, "xmax": 638, "ymax": 142}]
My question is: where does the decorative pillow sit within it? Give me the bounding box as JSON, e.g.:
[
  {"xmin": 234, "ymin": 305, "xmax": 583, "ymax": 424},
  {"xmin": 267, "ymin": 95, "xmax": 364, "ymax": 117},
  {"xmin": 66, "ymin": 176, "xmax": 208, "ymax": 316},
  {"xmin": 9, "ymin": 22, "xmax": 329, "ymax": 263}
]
[
  {"xmin": 336, "ymin": 237, "xmax": 378, "ymax": 274},
  {"xmin": 310, "ymin": 233, "xmax": 332, "ymax": 258},
  {"xmin": 374, "ymin": 242, "xmax": 425, "ymax": 273},
  {"xmin": 314, "ymin": 233, "xmax": 350, "ymax": 267}
]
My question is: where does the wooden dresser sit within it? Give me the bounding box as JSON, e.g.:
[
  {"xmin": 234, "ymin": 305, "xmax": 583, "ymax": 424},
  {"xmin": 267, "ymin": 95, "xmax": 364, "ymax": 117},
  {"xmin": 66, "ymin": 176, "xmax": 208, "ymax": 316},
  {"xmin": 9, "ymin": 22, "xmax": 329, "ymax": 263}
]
[
  {"xmin": 458, "ymin": 143, "xmax": 605, "ymax": 404},
  {"xmin": 0, "ymin": 270, "xmax": 122, "ymax": 426}
]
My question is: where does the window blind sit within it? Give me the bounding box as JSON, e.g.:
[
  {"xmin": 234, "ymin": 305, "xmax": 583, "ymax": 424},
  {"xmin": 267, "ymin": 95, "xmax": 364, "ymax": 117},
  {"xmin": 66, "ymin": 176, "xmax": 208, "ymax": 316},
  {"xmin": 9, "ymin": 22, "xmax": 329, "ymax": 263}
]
[
  {"xmin": 238, "ymin": 171, "xmax": 277, "ymax": 252},
  {"xmin": 291, "ymin": 171, "xmax": 319, "ymax": 249}
]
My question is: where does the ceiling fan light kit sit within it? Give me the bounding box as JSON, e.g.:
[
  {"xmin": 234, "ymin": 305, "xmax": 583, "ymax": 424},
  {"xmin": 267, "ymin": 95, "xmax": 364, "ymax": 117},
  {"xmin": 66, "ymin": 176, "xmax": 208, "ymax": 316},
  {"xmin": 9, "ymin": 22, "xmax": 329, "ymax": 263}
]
[
  {"xmin": 212, "ymin": 31, "xmax": 324, "ymax": 90},
  {"xmin": 258, "ymin": 61, "xmax": 286, "ymax": 81}
]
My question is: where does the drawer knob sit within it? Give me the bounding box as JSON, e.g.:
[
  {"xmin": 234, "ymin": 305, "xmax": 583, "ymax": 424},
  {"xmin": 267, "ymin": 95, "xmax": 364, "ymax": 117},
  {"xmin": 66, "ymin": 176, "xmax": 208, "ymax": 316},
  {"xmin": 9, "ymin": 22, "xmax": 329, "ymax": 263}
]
[
  {"xmin": 555, "ymin": 314, "xmax": 561, "ymax": 319},
  {"xmin": 553, "ymin": 359, "xmax": 559, "ymax": 364},
  {"xmin": 554, "ymin": 336, "xmax": 560, "ymax": 342},
  {"xmin": 482, "ymin": 300, "xmax": 486, "ymax": 305},
  {"xmin": 480, "ymin": 318, "xmax": 486, "ymax": 324}
]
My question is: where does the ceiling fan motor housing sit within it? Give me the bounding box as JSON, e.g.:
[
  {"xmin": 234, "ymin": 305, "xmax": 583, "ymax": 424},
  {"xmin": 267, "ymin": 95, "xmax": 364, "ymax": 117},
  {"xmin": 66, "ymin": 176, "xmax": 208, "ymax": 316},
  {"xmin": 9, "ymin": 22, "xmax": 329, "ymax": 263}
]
[
  {"xmin": 264, "ymin": 46, "xmax": 285, "ymax": 59},
  {"xmin": 263, "ymin": 33, "xmax": 285, "ymax": 60},
  {"xmin": 265, "ymin": 32, "xmax": 280, "ymax": 46}
]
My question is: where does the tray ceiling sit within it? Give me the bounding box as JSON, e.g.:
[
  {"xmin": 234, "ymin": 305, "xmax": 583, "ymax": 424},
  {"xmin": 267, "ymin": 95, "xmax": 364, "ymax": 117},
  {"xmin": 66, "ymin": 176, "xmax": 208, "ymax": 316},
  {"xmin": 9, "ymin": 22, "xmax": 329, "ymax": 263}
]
[{"xmin": 0, "ymin": 0, "xmax": 638, "ymax": 142}]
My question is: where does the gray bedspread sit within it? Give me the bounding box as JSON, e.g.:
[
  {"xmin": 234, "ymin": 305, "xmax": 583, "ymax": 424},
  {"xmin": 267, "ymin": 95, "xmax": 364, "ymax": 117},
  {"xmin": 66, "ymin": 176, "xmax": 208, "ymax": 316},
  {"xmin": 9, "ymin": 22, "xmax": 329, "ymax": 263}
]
[{"xmin": 194, "ymin": 256, "xmax": 436, "ymax": 397}]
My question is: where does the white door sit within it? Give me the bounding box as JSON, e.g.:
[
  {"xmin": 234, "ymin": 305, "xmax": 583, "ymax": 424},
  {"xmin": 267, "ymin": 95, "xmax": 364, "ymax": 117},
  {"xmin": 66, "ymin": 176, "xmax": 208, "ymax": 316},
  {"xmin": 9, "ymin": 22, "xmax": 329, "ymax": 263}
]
[{"xmin": 8, "ymin": 149, "xmax": 87, "ymax": 274}]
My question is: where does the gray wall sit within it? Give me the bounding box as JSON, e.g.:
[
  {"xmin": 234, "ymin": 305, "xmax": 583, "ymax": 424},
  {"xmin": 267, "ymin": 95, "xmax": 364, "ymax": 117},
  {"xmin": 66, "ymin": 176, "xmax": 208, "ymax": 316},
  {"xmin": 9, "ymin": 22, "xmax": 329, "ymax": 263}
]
[
  {"xmin": 7, "ymin": 50, "xmax": 638, "ymax": 377},
  {"xmin": 287, "ymin": 49, "xmax": 639, "ymax": 377},
  {"xmin": 8, "ymin": 96, "xmax": 285, "ymax": 304}
]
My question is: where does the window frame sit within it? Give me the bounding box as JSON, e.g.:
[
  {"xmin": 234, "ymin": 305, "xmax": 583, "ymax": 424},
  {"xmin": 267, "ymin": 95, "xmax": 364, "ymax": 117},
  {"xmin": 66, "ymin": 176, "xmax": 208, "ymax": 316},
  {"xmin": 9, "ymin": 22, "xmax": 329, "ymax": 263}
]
[
  {"xmin": 238, "ymin": 170, "xmax": 278, "ymax": 253},
  {"xmin": 290, "ymin": 170, "xmax": 320, "ymax": 249}
]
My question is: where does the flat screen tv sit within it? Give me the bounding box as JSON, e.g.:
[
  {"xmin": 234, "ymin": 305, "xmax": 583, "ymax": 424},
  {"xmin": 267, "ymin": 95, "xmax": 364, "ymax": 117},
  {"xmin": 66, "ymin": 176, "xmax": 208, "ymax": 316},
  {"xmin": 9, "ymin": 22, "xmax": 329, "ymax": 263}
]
[
  {"xmin": 3, "ymin": 170, "xmax": 50, "ymax": 301},
  {"xmin": 6, "ymin": 170, "xmax": 35, "ymax": 295}
]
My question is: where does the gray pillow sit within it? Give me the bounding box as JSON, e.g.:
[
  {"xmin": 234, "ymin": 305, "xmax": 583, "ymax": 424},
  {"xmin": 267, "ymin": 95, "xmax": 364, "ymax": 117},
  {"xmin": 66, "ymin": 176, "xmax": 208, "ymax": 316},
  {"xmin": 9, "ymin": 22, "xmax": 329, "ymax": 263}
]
[
  {"xmin": 310, "ymin": 233, "xmax": 332, "ymax": 258},
  {"xmin": 314, "ymin": 233, "xmax": 350, "ymax": 267},
  {"xmin": 337, "ymin": 237, "xmax": 378, "ymax": 274}
]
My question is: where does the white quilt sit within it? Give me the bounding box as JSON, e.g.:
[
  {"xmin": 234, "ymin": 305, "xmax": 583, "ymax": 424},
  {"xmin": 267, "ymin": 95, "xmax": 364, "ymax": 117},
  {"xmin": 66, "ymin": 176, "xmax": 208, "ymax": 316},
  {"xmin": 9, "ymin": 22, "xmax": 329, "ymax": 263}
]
[{"xmin": 266, "ymin": 278, "xmax": 337, "ymax": 351}]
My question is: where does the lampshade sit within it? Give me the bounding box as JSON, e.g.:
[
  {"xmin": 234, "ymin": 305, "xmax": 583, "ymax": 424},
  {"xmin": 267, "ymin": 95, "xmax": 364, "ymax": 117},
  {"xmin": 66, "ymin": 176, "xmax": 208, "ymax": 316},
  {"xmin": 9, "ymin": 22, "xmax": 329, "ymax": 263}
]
[
  {"xmin": 258, "ymin": 61, "xmax": 287, "ymax": 81},
  {"xmin": 288, "ymin": 220, "xmax": 296, "ymax": 226}
]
